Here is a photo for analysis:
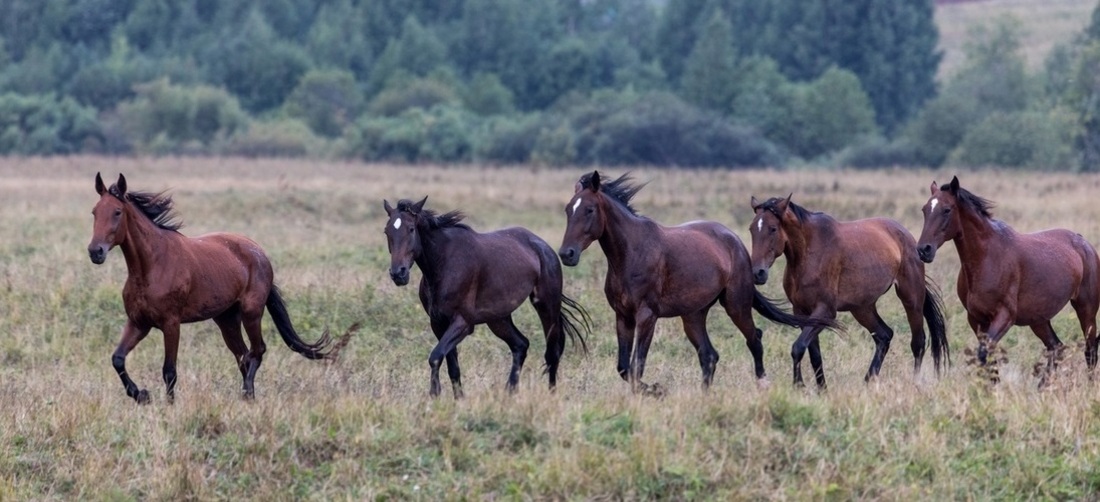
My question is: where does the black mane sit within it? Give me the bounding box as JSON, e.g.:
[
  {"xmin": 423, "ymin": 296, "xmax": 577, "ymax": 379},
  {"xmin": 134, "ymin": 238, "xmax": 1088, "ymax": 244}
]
[
  {"xmin": 954, "ymin": 186, "xmax": 995, "ymax": 218},
  {"xmin": 582, "ymin": 172, "xmax": 645, "ymax": 216},
  {"xmin": 759, "ymin": 197, "xmax": 817, "ymax": 223},
  {"xmin": 111, "ymin": 184, "xmax": 183, "ymax": 231},
  {"xmin": 397, "ymin": 199, "xmax": 470, "ymax": 230}
]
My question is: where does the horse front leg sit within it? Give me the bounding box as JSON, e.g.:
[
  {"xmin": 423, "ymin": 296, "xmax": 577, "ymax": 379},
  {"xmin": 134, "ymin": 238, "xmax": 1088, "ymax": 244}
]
[
  {"xmin": 428, "ymin": 317, "xmax": 473, "ymax": 398},
  {"xmin": 630, "ymin": 308, "xmax": 659, "ymax": 395},
  {"xmin": 615, "ymin": 314, "xmax": 636, "ymax": 382},
  {"xmin": 112, "ymin": 321, "xmax": 152, "ymax": 404},
  {"xmin": 161, "ymin": 321, "xmax": 181, "ymax": 403}
]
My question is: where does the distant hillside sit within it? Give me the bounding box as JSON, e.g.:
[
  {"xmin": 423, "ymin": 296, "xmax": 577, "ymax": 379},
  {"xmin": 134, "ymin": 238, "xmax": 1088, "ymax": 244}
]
[{"xmin": 935, "ymin": 0, "xmax": 1095, "ymax": 78}]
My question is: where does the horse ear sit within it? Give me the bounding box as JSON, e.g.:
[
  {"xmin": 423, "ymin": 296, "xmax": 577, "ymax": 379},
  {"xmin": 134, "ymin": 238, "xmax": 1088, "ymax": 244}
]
[
  {"xmin": 383, "ymin": 199, "xmax": 394, "ymax": 216},
  {"xmin": 95, "ymin": 172, "xmax": 106, "ymax": 195},
  {"xmin": 750, "ymin": 195, "xmax": 762, "ymax": 210},
  {"xmin": 777, "ymin": 193, "xmax": 792, "ymax": 212},
  {"xmin": 412, "ymin": 196, "xmax": 427, "ymax": 214},
  {"xmin": 115, "ymin": 173, "xmax": 128, "ymax": 197},
  {"xmin": 930, "ymin": 181, "xmax": 938, "ymax": 195},
  {"xmin": 947, "ymin": 176, "xmax": 960, "ymax": 194},
  {"xmin": 589, "ymin": 171, "xmax": 601, "ymax": 192}
]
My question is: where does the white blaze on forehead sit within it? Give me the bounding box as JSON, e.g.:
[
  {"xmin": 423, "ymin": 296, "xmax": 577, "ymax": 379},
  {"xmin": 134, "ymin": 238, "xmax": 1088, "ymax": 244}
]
[
  {"xmin": 757, "ymin": 217, "xmax": 763, "ymax": 232},
  {"xmin": 393, "ymin": 218, "xmax": 402, "ymax": 230},
  {"xmin": 930, "ymin": 199, "xmax": 939, "ymax": 211},
  {"xmin": 572, "ymin": 198, "xmax": 582, "ymax": 215}
]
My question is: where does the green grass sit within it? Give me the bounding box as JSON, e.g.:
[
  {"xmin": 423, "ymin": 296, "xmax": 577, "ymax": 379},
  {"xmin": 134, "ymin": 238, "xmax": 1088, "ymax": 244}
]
[{"xmin": 3, "ymin": 158, "xmax": 1100, "ymax": 499}]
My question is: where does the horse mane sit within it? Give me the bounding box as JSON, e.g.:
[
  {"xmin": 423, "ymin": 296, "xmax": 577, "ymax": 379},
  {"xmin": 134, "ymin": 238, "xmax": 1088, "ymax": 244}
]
[
  {"xmin": 584, "ymin": 172, "xmax": 645, "ymax": 216},
  {"xmin": 953, "ymin": 186, "xmax": 995, "ymax": 218},
  {"xmin": 759, "ymin": 197, "xmax": 818, "ymax": 224},
  {"xmin": 397, "ymin": 199, "xmax": 470, "ymax": 231},
  {"xmin": 110, "ymin": 183, "xmax": 183, "ymax": 231}
]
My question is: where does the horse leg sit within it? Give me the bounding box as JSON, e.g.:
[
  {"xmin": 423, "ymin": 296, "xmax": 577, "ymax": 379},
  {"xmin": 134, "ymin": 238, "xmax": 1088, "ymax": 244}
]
[
  {"xmin": 429, "ymin": 317, "xmax": 474, "ymax": 398},
  {"xmin": 807, "ymin": 337, "xmax": 827, "ymax": 388},
  {"xmin": 791, "ymin": 307, "xmax": 833, "ymax": 388},
  {"xmin": 531, "ymin": 293, "xmax": 565, "ymax": 390},
  {"xmin": 1070, "ymin": 296, "xmax": 1100, "ymax": 374},
  {"xmin": 161, "ymin": 321, "xmax": 181, "ymax": 403},
  {"xmin": 850, "ymin": 305, "xmax": 894, "ymax": 382},
  {"xmin": 978, "ymin": 310, "xmax": 1015, "ymax": 365},
  {"xmin": 719, "ymin": 291, "xmax": 765, "ymax": 382},
  {"xmin": 1030, "ymin": 321, "xmax": 1064, "ymax": 387},
  {"xmin": 615, "ymin": 313, "xmax": 636, "ymax": 383},
  {"xmin": 680, "ymin": 310, "xmax": 719, "ymax": 390},
  {"xmin": 240, "ymin": 309, "xmax": 268, "ymax": 399},
  {"xmin": 213, "ymin": 309, "xmax": 250, "ymax": 395},
  {"xmin": 487, "ymin": 317, "xmax": 531, "ymax": 394},
  {"xmin": 111, "ymin": 321, "xmax": 152, "ymax": 404},
  {"xmin": 429, "ymin": 315, "xmax": 464, "ymax": 398},
  {"xmin": 895, "ymin": 277, "xmax": 929, "ymax": 374},
  {"xmin": 631, "ymin": 308, "xmax": 659, "ymax": 395}
]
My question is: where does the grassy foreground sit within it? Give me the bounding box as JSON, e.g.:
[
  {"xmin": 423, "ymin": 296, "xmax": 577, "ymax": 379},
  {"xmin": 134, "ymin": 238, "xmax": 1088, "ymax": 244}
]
[{"xmin": 2, "ymin": 157, "xmax": 1100, "ymax": 500}]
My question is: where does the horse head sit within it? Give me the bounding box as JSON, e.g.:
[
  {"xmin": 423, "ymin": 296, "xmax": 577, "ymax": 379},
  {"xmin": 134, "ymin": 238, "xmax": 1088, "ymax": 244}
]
[
  {"xmin": 88, "ymin": 172, "xmax": 130, "ymax": 264},
  {"xmin": 917, "ymin": 176, "xmax": 963, "ymax": 263},
  {"xmin": 559, "ymin": 170, "xmax": 608, "ymax": 267},
  {"xmin": 383, "ymin": 196, "xmax": 428, "ymax": 285},
  {"xmin": 748, "ymin": 194, "xmax": 793, "ymax": 285}
]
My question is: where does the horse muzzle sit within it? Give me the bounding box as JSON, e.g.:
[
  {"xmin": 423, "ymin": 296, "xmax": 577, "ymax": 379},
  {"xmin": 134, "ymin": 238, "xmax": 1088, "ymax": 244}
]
[
  {"xmin": 558, "ymin": 247, "xmax": 580, "ymax": 267},
  {"xmin": 752, "ymin": 268, "xmax": 769, "ymax": 285},
  {"xmin": 917, "ymin": 244, "xmax": 936, "ymax": 263},
  {"xmin": 390, "ymin": 266, "xmax": 410, "ymax": 286},
  {"xmin": 88, "ymin": 245, "xmax": 107, "ymax": 265}
]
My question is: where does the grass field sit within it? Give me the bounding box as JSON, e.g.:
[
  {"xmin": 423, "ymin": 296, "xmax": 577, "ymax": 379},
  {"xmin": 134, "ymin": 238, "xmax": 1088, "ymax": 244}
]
[
  {"xmin": 935, "ymin": 0, "xmax": 1096, "ymax": 78},
  {"xmin": 3, "ymin": 157, "xmax": 1100, "ymax": 499}
]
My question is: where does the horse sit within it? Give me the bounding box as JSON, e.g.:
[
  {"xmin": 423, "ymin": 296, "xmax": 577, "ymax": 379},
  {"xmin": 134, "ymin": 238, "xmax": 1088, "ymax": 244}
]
[
  {"xmin": 749, "ymin": 195, "xmax": 949, "ymax": 388},
  {"xmin": 557, "ymin": 171, "xmax": 830, "ymax": 394},
  {"xmin": 383, "ymin": 197, "xmax": 589, "ymax": 398},
  {"xmin": 87, "ymin": 173, "xmax": 354, "ymax": 404},
  {"xmin": 916, "ymin": 176, "xmax": 1100, "ymax": 384}
]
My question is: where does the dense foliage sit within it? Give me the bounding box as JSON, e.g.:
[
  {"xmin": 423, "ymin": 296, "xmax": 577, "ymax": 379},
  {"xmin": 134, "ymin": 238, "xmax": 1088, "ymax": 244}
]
[{"xmin": 0, "ymin": 0, "xmax": 1095, "ymax": 169}]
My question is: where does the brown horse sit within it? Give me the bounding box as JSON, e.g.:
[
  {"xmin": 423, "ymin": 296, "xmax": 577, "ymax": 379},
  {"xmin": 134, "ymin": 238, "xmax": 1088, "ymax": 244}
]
[
  {"xmin": 557, "ymin": 171, "xmax": 829, "ymax": 394},
  {"xmin": 917, "ymin": 176, "xmax": 1100, "ymax": 383},
  {"xmin": 749, "ymin": 195, "xmax": 949, "ymax": 388},
  {"xmin": 383, "ymin": 197, "xmax": 589, "ymax": 398},
  {"xmin": 87, "ymin": 173, "xmax": 353, "ymax": 404}
]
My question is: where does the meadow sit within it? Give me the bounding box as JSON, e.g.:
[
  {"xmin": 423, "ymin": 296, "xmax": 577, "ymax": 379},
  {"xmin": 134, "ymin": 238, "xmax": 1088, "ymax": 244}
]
[{"xmin": 3, "ymin": 157, "xmax": 1100, "ymax": 499}]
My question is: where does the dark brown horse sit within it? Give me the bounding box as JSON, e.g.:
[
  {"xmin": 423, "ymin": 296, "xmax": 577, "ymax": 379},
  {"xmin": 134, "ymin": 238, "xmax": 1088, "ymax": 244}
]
[
  {"xmin": 87, "ymin": 173, "xmax": 353, "ymax": 404},
  {"xmin": 383, "ymin": 197, "xmax": 589, "ymax": 398},
  {"xmin": 917, "ymin": 176, "xmax": 1100, "ymax": 383},
  {"xmin": 749, "ymin": 195, "xmax": 949, "ymax": 388},
  {"xmin": 558, "ymin": 171, "xmax": 828, "ymax": 394}
]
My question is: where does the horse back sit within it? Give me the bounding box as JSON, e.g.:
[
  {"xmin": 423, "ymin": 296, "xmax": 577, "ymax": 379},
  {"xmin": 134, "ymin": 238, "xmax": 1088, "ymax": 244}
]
[{"xmin": 427, "ymin": 227, "xmax": 545, "ymax": 321}]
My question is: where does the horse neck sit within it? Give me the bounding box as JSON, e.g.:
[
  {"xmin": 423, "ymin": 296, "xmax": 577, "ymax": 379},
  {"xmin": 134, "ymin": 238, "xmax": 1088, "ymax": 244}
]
[
  {"xmin": 596, "ymin": 198, "xmax": 653, "ymax": 272},
  {"xmin": 953, "ymin": 206, "xmax": 1005, "ymax": 266},
  {"xmin": 414, "ymin": 224, "xmax": 457, "ymax": 285},
  {"xmin": 780, "ymin": 213, "xmax": 825, "ymax": 268},
  {"xmin": 118, "ymin": 208, "xmax": 173, "ymax": 285}
]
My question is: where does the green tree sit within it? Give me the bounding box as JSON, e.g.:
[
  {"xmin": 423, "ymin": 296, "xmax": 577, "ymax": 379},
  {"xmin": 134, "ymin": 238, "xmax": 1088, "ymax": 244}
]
[
  {"xmin": 655, "ymin": 0, "xmax": 708, "ymax": 83},
  {"xmin": 365, "ymin": 16, "xmax": 448, "ymax": 96},
  {"xmin": 788, "ymin": 67, "xmax": 877, "ymax": 159},
  {"xmin": 283, "ymin": 69, "xmax": 364, "ymax": 138},
  {"xmin": 0, "ymin": 92, "xmax": 100, "ymax": 154},
  {"xmin": 680, "ymin": 10, "xmax": 737, "ymax": 111}
]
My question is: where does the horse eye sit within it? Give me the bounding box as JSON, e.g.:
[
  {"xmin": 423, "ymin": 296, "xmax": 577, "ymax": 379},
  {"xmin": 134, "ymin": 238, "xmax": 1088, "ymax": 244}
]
[
  {"xmin": 770, "ymin": 227, "xmax": 777, "ymax": 233},
  {"xmin": 585, "ymin": 207, "xmax": 595, "ymax": 215},
  {"xmin": 114, "ymin": 208, "xmax": 122, "ymax": 216}
]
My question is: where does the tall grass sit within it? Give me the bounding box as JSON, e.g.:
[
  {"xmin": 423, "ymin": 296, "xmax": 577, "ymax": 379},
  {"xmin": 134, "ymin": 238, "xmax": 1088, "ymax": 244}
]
[{"xmin": 2, "ymin": 158, "xmax": 1100, "ymax": 499}]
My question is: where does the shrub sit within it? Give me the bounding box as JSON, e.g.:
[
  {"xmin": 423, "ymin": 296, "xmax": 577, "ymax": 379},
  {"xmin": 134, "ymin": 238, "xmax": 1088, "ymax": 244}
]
[
  {"xmin": 366, "ymin": 78, "xmax": 458, "ymax": 117},
  {"xmin": 473, "ymin": 114, "xmax": 546, "ymax": 164},
  {"xmin": 344, "ymin": 105, "xmax": 479, "ymax": 163},
  {"xmin": 0, "ymin": 93, "xmax": 100, "ymax": 154},
  {"xmin": 949, "ymin": 109, "xmax": 1076, "ymax": 169},
  {"xmin": 115, "ymin": 78, "xmax": 249, "ymax": 153},
  {"xmin": 835, "ymin": 136, "xmax": 922, "ymax": 169},
  {"xmin": 284, "ymin": 69, "xmax": 364, "ymax": 138},
  {"xmin": 217, "ymin": 118, "xmax": 323, "ymax": 158}
]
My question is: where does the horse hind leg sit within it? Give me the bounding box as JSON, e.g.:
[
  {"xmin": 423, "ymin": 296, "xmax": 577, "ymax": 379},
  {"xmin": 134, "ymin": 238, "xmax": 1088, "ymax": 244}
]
[
  {"xmin": 530, "ymin": 291, "xmax": 565, "ymax": 390},
  {"xmin": 681, "ymin": 310, "xmax": 720, "ymax": 390},
  {"xmin": 214, "ymin": 308, "xmax": 251, "ymax": 396},
  {"xmin": 1071, "ymin": 293, "xmax": 1100, "ymax": 374},
  {"xmin": 850, "ymin": 305, "xmax": 894, "ymax": 382},
  {"xmin": 718, "ymin": 292, "xmax": 764, "ymax": 382},
  {"xmin": 1030, "ymin": 321, "xmax": 1066, "ymax": 388},
  {"xmin": 487, "ymin": 317, "xmax": 530, "ymax": 393},
  {"xmin": 239, "ymin": 309, "xmax": 268, "ymax": 399},
  {"xmin": 895, "ymin": 278, "xmax": 929, "ymax": 374}
]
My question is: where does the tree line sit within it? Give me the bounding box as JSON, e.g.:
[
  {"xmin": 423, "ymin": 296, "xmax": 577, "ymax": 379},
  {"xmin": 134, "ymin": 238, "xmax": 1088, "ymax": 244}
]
[{"xmin": 0, "ymin": 0, "xmax": 1098, "ymax": 170}]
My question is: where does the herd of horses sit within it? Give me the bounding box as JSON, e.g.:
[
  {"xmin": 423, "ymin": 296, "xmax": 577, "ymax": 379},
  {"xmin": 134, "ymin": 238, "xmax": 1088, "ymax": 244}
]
[{"xmin": 86, "ymin": 171, "xmax": 1100, "ymax": 403}]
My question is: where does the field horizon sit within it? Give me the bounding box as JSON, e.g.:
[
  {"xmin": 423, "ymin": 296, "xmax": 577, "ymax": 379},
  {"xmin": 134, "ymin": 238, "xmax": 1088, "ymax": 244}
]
[{"xmin": 3, "ymin": 157, "xmax": 1100, "ymax": 499}]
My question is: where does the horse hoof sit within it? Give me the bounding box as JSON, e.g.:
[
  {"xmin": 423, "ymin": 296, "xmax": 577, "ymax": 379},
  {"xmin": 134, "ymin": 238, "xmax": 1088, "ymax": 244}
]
[
  {"xmin": 756, "ymin": 378, "xmax": 771, "ymax": 390},
  {"xmin": 135, "ymin": 389, "xmax": 150, "ymax": 405}
]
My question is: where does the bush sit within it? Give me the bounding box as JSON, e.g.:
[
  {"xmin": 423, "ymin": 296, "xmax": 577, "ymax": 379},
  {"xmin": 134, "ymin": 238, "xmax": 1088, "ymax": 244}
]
[
  {"xmin": 949, "ymin": 109, "xmax": 1076, "ymax": 169},
  {"xmin": 461, "ymin": 72, "xmax": 515, "ymax": 116},
  {"xmin": 366, "ymin": 78, "xmax": 458, "ymax": 117},
  {"xmin": 0, "ymin": 93, "xmax": 101, "ymax": 154},
  {"xmin": 115, "ymin": 78, "xmax": 249, "ymax": 153},
  {"xmin": 284, "ymin": 69, "xmax": 364, "ymax": 138},
  {"xmin": 344, "ymin": 105, "xmax": 479, "ymax": 163},
  {"xmin": 473, "ymin": 114, "xmax": 546, "ymax": 164},
  {"xmin": 835, "ymin": 136, "xmax": 922, "ymax": 169},
  {"xmin": 217, "ymin": 118, "xmax": 323, "ymax": 158}
]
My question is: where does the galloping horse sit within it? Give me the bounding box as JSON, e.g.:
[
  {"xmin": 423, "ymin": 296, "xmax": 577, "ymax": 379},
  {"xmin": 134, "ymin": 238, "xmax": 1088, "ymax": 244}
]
[
  {"xmin": 917, "ymin": 176, "xmax": 1100, "ymax": 383},
  {"xmin": 383, "ymin": 197, "xmax": 589, "ymax": 398},
  {"xmin": 558, "ymin": 171, "xmax": 829, "ymax": 394},
  {"xmin": 749, "ymin": 195, "xmax": 949, "ymax": 388},
  {"xmin": 87, "ymin": 173, "xmax": 353, "ymax": 404}
]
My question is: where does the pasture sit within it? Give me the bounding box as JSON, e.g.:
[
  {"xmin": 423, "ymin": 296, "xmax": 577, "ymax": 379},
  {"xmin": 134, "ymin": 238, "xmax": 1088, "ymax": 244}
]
[{"xmin": 2, "ymin": 157, "xmax": 1100, "ymax": 499}]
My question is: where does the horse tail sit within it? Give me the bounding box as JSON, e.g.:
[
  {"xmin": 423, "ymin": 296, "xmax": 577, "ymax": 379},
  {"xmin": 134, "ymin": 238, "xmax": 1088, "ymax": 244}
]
[
  {"xmin": 923, "ymin": 281, "xmax": 950, "ymax": 374},
  {"xmin": 559, "ymin": 293, "xmax": 592, "ymax": 355},
  {"xmin": 752, "ymin": 289, "xmax": 840, "ymax": 331},
  {"xmin": 266, "ymin": 285, "xmax": 357, "ymax": 361}
]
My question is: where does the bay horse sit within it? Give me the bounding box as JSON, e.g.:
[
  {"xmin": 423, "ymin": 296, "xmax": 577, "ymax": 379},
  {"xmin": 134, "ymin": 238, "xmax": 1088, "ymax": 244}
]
[
  {"xmin": 383, "ymin": 197, "xmax": 589, "ymax": 398},
  {"xmin": 87, "ymin": 173, "xmax": 354, "ymax": 404},
  {"xmin": 749, "ymin": 195, "xmax": 949, "ymax": 388},
  {"xmin": 917, "ymin": 176, "xmax": 1099, "ymax": 383},
  {"xmin": 557, "ymin": 171, "xmax": 830, "ymax": 394}
]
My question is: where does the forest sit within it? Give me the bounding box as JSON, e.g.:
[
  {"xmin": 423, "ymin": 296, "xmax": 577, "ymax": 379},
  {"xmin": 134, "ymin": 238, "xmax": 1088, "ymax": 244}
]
[{"xmin": 1, "ymin": 0, "xmax": 1099, "ymax": 169}]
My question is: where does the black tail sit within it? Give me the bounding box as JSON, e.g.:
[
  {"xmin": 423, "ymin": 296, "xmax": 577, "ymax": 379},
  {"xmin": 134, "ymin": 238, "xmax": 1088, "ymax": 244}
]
[
  {"xmin": 559, "ymin": 294, "xmax": 591, "ymax": 354},
  {"xmin": 266, "ymin": 285, "xmax": 357, "ymax": 360},
  {"xmin": 923, "ymin": 282, "xmax": 950, "ymax": 374},
  {"xmin": 752, "ymin": 289, "xmax": 840, "ymax": 331}
]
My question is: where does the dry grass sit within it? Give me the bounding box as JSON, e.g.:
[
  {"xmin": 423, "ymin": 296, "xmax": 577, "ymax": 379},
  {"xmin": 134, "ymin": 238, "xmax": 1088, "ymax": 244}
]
[
  {"xmin": 3, "ymin": 157, "xmax": 1100, "ymax": 499},
  {"xmin": 935, "ymin": 0, "xmax": 1095, "ymax": 78}
]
